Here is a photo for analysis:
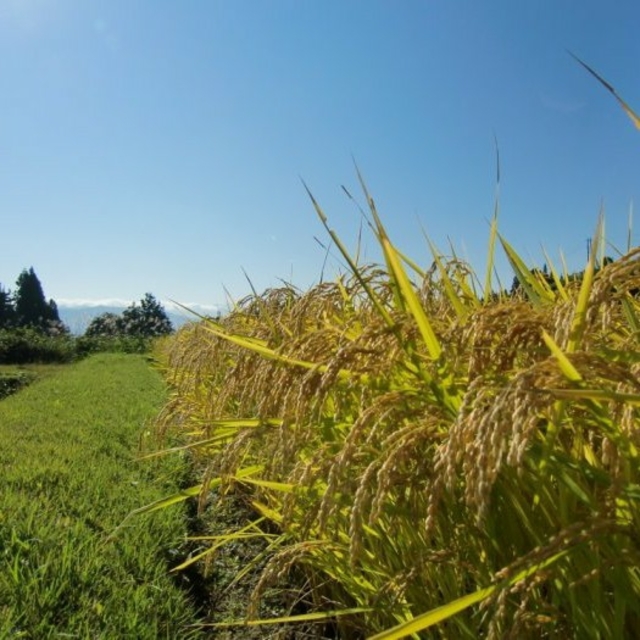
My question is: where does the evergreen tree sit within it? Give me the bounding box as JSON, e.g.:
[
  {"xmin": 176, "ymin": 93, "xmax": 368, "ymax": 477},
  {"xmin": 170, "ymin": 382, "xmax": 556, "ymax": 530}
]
[
  {"xmin": 0, "ymin": 284, "xmax": 16, "ymax": 329},
  {"xmin": 14, "ymin": 267, "xmax": 61, "ymax": 331}
]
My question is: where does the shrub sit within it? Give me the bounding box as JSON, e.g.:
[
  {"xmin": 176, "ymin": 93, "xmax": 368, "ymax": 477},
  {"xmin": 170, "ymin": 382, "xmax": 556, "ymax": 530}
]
[
  {"xmin": 0, "ymin": 328, "xmax": 76, "ymax": 364},
  {"xmin": 75, "ymin": 334, "xmax": 152, "ymax": 357}
]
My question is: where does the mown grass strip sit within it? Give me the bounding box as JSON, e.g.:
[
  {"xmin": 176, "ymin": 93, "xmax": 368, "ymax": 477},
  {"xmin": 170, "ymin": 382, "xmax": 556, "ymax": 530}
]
[{"xmin": 0, "ymin": 353, "xmax": 202, "ymax": 638}]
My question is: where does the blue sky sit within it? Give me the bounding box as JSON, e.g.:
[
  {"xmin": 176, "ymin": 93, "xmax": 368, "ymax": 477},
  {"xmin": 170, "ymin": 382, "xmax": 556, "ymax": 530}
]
[{"xmin": 1, "ymin": 1, "xmax": 639, "ymax": 310}]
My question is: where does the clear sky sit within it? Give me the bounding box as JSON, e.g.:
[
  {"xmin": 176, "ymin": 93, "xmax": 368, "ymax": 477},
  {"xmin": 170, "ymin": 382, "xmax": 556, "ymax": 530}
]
[{"xmin": 1, "ymin": 1, "xmax": 639, "ymax": 310}]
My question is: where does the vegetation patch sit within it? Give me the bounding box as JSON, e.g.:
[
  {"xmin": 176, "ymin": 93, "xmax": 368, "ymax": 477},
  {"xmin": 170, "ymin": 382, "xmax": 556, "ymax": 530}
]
[{"xmin": 0, "ymin": 353, "xmax": 203, "ymax": 638}]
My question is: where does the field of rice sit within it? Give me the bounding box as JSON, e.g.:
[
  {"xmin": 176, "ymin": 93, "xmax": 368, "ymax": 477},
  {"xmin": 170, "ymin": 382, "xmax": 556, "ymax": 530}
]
[
  {"xmin": 143, "ymin": 63, "xmax": 640, "ymax": 639},
  {"xmin": 149, "ymin": 175, "xmax": 640, "ymax": 639}
]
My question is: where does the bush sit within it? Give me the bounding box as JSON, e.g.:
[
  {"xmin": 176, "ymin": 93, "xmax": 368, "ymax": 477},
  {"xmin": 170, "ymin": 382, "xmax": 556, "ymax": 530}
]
[
  {"xmin": 85, "ymin": 294, "xmax": 173, "ymax": 341},
  {"xmin": 75, "ymin": 335, "xmax": 153, "ymax": 357},
  {"xmin": 0, "ymin": 329, "xmax": 76, "ymax": 364}
]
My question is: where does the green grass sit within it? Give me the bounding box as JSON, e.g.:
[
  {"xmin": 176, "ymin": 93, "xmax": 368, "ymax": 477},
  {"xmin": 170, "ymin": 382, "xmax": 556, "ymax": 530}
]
[
  {"xmin": 0, "ymin": 364, "xmax": 66, "ymax": 400},
  {"xmin": 0, "ymin": 353, "xmax": 202, "ymax": 638}
]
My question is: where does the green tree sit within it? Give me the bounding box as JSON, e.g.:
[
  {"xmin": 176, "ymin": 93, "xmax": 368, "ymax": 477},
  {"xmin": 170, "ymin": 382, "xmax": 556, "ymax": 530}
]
[
  {"xmin": 84, "ymin": 312, "xmax": 123, "ymax": 338},
  {"xmin": 14, "ymin": 268, "xmax": 63, "ymax": 332},
  {"xmin": 121, "ymin": 293, "xmax": 173, "ymax": 337},
  {"xmin": 83, "ymin": 294, "xmax": 173, "ymax": 339},
  {"xmin": 0, "ymin": 284, "xmax": 16, "ymax": 329}
]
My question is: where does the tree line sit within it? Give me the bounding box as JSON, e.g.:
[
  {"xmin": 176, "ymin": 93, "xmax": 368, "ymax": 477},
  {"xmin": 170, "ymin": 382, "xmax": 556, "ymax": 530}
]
[
  {"xmin": 0, "ymin": 268, "xmax": 65, "ymax": 334},
  {"xmin": 0, "ymin": 267, "xmax": 173, "ymax": 339}
]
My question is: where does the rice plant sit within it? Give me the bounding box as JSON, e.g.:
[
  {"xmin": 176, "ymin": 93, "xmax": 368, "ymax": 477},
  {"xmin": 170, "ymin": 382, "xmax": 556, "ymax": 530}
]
[
  {"xmin": 149, "ymin": 59, "xmax": 640, "ymax": 639},
  {"xmin": 148, "ymin": 193, "xmax": 640, "ymax": 639}
]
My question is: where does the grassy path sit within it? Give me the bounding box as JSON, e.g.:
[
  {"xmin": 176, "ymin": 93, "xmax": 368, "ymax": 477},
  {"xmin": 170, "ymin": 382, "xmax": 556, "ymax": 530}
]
[{"xmin": 0, "ymin": 354, "xmax": 202, "ymax": 639}]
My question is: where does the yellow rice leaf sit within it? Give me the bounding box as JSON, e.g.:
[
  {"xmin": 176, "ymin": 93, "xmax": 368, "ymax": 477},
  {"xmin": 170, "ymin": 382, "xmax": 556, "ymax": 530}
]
[
  {"xmin": 195, "ymin": 607, "xmax": 372, "ymax": 628},
  {"xmin": 541, "ymin": 248, "xmax": 569, "ymax": 302},
  {"xmin": 139, "ymin": 419, "xmax": 280, "ymax": 459},
  {"xmin": 303, "ymin": 179, "xmax": 395, "ymax": 329},
  {"xmin": 202, "ymin": 319, "xmax": 367, "ymax": 383},
  {"xmin": 130, "ymin": 483, "xmax": 204, "ymax": 515},
  {"xmin": 251, "ymin": 500, "xmax": 285, "ymax": 524},
  {"xmin": 240, "ymin": 477, "xmax": 295, "ymax": 493},
  {"xmin": 172, "ymin": 299, "xmax": 361, "ymax": 379},
  {"xmin": 174, "ymin": 520, "xmax": 273, "ymax": 572},
  {"xmin": 138, "ymin": 436, "xmax": 227, "ymax": 459},
  {"xmin": 499, "ymin": 235, "xmax": 555, "ymax": 305},
  {"xmin": 570, "ymin": 51, "xmax": 640, "ymax": 131},
  {"xmin": 582, "ymin": 442, "xmax": 599, "ymax": 466},
  {"xmin": 546, "ymin": 387, "xmax": 640, "ymax": 405},
  {"xmin": 567, "ymin": 214, "xmax": 602, "ymax": 352},
  {"xmin": 426, "ymin": 237, "xmax": 468, "ymax": 321},
  {"xmin": 131, "ymin": 465, "xmax": 264, "ymax": 516},
  {"xmin": 541, "ymin": 331, "xmax": 582, "ymax": 382},
  {"xmin": 368, "ymin": 587, "xmax": 494, "ymax": 640},
  {"xmin": 622, "ymin": 295, "xmax": 640, "ymax": 334},
  {"xmin": 212, "ymin": 417, "xmax": 282, "ymax": 428},
  {"xmin": 187, "ymin": 532, "xmax": 271, "ymax": 542},
  {"xmin": 483, "ymin": 186, "xmax": 499, "ymax": 301},
  {"xmin": 171, "ymin": 543, "xmax": 218, "ymax": 572},
  {"xmin": 381, "ymin": 233, "xmax": 442, "ymax": 361},
  {"xmin": 366, "ymin": 551, "xmax": 568, "ymax": 640}
]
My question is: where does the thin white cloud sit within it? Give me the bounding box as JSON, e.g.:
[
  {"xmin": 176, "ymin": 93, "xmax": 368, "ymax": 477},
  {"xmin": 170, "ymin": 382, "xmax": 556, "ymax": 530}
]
[
  {"xmin": 56, "ymin": 298, "xmax": 133, "ymax": 308},
  {"xmin": 539, "ymin": 92, "xmax": 586, "ymax": 114},
  {"xmin": 57, "ymin": 298, "xmax": 221, "ymax": 314}
]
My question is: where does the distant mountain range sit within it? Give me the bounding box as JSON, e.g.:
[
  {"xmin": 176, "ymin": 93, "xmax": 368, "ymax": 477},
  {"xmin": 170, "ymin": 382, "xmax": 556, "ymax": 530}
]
[{"xmin": 57, "ymin": 303, "xmax": 220, "ymax": 335}]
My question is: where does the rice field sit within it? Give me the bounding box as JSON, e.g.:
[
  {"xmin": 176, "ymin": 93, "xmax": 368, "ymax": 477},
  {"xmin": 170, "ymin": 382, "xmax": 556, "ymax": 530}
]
[
  {"xmin": 150, "ymin": 182, "xmax": 640, "ymax": 639},
  {"xmin": 144, "ymin": 62, "xmax": 640, "ymax": 638}
]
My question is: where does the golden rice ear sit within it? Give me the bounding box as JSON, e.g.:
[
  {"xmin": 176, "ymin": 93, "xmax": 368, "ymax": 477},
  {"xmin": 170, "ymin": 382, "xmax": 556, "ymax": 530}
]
[{"xmin": 569, "ymin": 51, "xmax": 640, "ymax": 130}]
